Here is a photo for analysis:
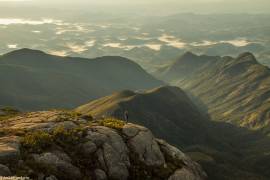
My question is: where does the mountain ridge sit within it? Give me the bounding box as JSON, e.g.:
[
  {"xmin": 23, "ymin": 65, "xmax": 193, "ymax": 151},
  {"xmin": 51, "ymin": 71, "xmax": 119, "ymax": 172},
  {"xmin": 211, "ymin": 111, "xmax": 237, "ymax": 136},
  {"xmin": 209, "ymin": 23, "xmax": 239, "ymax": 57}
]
[
  {"xmin": 0, "ymin": 49, "xmax": 163, "ymax": 111},
  {"xmin": 156, "ymin": 51, "xmax": 270, "ymax": 133},
  {"xmin": 76, "ymin": 86, "xmax": 209, "ymax": 147}
]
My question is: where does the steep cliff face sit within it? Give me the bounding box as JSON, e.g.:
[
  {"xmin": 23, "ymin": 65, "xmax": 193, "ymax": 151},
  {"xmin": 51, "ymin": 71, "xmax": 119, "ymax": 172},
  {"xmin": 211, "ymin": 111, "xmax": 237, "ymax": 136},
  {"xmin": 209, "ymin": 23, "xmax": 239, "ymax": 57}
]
[{"xmin": 0, "ymin": 111, "xmax": 207, "ymax": 180}]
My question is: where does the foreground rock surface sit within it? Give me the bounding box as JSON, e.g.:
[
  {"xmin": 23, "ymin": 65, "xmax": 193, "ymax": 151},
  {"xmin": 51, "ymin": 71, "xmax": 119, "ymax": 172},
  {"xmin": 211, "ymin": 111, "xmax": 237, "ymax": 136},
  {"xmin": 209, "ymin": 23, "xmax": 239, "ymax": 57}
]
[{"xmin": 0, "ymin": 111, "xmax": 207, "ymax": 180}]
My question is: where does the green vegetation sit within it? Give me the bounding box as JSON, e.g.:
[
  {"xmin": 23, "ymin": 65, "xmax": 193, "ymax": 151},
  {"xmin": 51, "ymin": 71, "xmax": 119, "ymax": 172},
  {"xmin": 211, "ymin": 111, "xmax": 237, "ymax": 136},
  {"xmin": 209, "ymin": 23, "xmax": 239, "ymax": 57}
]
[
  {"xmin": 52, "ymin": 126, "xmax": 85, "ymax": 144},
  {"xmin": 98, "ymin": 118, "xmax": 126, "ymax": 130},
  {"xmin": 20, "ymin": 118, "xmax": 124, "ymax": 154},
  {"xmin": 21, "ymin": 126, "xmax": 87, "ymax": 153},
  {"xmin": 54, "ymin": 111, "xmax": 82, "ymax": 122},
  {"xmin": 67, "ymin": 111, "xmax": 93, "ymax": 121},
  {"xmin": 66, "ymin": 111, "xmax": 82, "ymax": 119},
  {"xmin": 53, "ymin": 111, "xmax": 93, "ymax": 124},
  {"xmin": 21, "ymin": 131, "xmax": 53, "ymax": 153}
]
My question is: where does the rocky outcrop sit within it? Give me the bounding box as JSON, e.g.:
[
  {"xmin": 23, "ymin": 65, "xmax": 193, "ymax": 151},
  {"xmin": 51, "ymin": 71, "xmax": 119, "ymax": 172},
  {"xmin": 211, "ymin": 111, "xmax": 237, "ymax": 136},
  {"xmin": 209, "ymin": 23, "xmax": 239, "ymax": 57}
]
[
  {"xmin": 0, "ymin": 111, "xmax": 207, "ymax": 180},
  {"xmin": 0, "ymin": 164, "xmax": 12, "ymax": 176},
  {"xmin": 123, "ymin": 124, "xmax": 165, "ymax": 167}
]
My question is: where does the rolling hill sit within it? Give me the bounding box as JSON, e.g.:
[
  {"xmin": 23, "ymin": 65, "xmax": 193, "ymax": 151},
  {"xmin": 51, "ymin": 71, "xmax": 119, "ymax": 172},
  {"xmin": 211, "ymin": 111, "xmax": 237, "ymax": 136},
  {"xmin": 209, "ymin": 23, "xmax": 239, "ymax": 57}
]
[
  {"xmin": 156, "ymin": 52, "xmax": 270, "ymax": 133},
  {"xmin": 0, "ymin": 48, "xmax": 163, "ymax": 111}
]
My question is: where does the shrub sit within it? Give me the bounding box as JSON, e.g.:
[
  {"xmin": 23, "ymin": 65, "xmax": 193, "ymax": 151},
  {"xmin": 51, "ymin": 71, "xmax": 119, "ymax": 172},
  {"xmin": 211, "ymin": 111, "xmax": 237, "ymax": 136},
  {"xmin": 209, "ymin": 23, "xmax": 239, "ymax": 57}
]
[
  {"xmin": 21, "ymin": 131, "xmax": 53, "ymax": 153},
  {"xmin": 98, "ymin": 118, "xmax": 126, "ymax": 130},
  {"xmin": 21, "ymin": 125, "xmax": 86, "ymax": 153},
  {"xmin": 55, "ymin": 111, "xmax": 93, "ymax": 123},
  {"xmin": 52, "ymin": 126, "xmax": 81, "ymax": 144},
  {"xmin": 66, "ymin": 111, "xmax": 82, "ymax": 119}
]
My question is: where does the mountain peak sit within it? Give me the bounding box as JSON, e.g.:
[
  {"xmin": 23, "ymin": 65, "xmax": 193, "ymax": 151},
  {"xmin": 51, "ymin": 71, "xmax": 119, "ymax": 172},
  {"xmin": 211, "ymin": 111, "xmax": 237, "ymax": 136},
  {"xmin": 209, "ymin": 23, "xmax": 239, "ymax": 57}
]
[
  {"xmin": 172, "ymin": 52, "xmax": 199, "ymax": 66},
  {"xmin": 3, "ymin": 48, "xmax": 46, "ymax": 58},
  {"xmin": 236, "ymin": 52, "xmax": 257, "ymax": 63},
  {"xmin": 181, "ymin": 51, "xmax": 198, "ymax": 59}
]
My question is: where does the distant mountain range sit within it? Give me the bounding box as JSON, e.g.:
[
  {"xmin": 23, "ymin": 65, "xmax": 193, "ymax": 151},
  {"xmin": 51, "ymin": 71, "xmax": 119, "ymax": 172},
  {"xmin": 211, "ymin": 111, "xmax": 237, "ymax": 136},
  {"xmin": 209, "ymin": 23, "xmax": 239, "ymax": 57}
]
[
  {"xmin": 157, "ymin": 51, "xmax": 270, "ymax": 134},
  {"xmin": 0, "ymin": 48, "xmax": 163, "ymax": 111}
]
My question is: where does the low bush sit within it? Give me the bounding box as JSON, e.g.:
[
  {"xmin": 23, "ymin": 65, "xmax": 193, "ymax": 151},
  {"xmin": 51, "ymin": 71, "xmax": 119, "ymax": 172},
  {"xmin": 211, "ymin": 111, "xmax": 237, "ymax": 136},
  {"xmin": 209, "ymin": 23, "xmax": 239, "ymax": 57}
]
[
  {"xmin": 52, "ymin": 126, "xmax": 83, "ymax": 144},
  {"xmin": 98, "ymin": 118, "xmax": 126, "ymax": 130},
  {"xmin": 21, "ymin": 125, "xmax": 86, "ymax": 153},
  {"xmin": 21, "ymin": 131, "xmax": 53, "ymax": 153}
]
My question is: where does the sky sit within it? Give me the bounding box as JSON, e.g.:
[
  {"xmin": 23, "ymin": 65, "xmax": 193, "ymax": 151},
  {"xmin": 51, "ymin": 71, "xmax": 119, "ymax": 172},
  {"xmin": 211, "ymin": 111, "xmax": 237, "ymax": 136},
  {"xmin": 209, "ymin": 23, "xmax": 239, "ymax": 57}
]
[
  {"xmin": 3, "ymin": 0, "xmax": 267, "ymax": 4},
  {"xmin": 0, "ymin": 0, "xmax": 269, "ymax": 14},
  {"xmin": 5, "ymin": 0, "xmax": 268, "ymax": 4}
]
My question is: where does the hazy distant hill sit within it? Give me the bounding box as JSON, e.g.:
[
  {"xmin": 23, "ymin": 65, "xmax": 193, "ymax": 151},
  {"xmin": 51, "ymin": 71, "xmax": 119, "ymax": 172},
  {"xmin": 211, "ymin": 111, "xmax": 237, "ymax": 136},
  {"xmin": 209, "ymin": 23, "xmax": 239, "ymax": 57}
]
[
  {"xmin": 157, "ymin": 52, "xmax": 270, "ymax": 133},
  {"xmin": 0, "ymin": 48, "xmax": 163, "ymax": 111}
]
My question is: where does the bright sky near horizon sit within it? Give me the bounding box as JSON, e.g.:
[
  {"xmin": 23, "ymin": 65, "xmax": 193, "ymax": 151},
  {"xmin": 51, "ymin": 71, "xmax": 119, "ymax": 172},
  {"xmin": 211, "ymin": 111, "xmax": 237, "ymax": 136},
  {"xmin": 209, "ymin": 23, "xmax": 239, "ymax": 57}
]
[
  {"xmin": 0, "ymin": 0, "xmax": 268, "ymax": 3},
  {"xmin": 0, "ymin": 0, "xmax": 269, "ymax": 5},
  {"xmin": 0, "ymin": 0, "xmax": 269, "ymax": 14}
]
